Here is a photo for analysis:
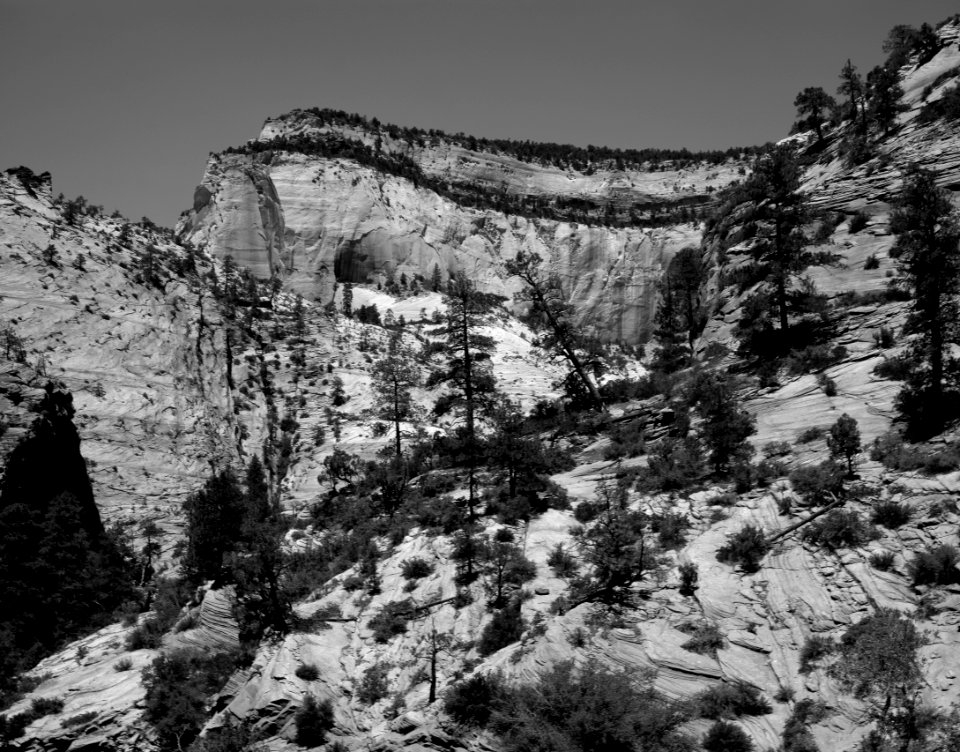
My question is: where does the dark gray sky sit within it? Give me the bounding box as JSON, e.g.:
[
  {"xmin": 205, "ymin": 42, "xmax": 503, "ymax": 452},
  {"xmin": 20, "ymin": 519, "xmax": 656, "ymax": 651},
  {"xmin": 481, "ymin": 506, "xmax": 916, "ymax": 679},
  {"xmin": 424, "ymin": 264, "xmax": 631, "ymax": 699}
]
[{"xmin": 2, "ymin": 0, "xmax": 958, "ymax": 226}]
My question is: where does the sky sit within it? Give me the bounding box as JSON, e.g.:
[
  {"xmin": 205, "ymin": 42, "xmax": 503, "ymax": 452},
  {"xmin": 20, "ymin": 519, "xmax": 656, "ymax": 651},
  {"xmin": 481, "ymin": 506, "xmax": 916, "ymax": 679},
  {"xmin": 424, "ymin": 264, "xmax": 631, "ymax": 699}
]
[{"xmin": 2, "ymin": 0, "xmax": 958, "ymax": 226}]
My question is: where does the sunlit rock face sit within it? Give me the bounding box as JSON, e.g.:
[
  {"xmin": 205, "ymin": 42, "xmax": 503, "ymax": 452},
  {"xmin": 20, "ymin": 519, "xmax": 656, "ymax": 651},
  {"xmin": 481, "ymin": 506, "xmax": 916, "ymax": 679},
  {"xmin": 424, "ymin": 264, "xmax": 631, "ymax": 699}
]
[{"xmin": 177, "ymin": 114, "xmax": 743, "ymax": 343}]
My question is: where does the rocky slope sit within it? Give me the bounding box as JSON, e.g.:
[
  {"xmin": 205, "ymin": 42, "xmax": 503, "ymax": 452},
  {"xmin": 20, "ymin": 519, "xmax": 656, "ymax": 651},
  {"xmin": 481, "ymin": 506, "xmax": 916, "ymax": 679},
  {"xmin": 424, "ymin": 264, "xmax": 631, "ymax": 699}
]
[{"xmin": 6, "ymin": 18, "xmax": 960, "ymax": 752}]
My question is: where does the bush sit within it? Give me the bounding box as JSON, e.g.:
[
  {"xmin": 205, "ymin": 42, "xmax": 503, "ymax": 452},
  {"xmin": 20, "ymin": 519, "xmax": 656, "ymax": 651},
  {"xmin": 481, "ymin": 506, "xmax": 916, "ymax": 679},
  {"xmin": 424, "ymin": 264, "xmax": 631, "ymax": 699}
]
[
  {"xmin": 874, "ymin": 326, "xmax": 895, "ymax": 348},
  {"xmin": 651, "ymin": 512, "xmax": 689, "ymax": 548},
  {"xmin": 477, "ymin": 601, "xmax": 524, "ymax": 657},
  {"xmin": 444, "ymin": 673, "xmax": 504, "ymax": 726},
  {"xmin": 635, "ymin": 436, "xmax": 704, "ymax": 491},
  {"xmin": 113, "ymin": 657, "xmax": 133, "ymax": 672},
  {"xmin": 142, "ymin": 649, "xmax": 239, "ymax": 751},
  {"xmin": 871, "ymin": 500, "xmax": 911, "ymax": 528},
  {"xmin": 801, "ymin": 510, "xmax": 877, "ymax": 550},
  {"xmin": 703, "ymin": 720, "xmax": 754, "ymax": 752},
  {"xmin": 717, "ymin": 526, "xmax": 768, "ymax": 573},
  {"xmin": 295, "ymin": 695, "xmax": 334, "ymax": 747},
  {"xmin": 367, "ymin": 599, "xmax": 414, "ymax": 643},
  {"xmin": 870, "ymin": 551, "xmax": 896, "ymax": 571},
  {"xmin": 546, "ymin": 544, "xmax": 579, "ymax": 579},
  {"xmin": 679, "ymin": 562, "xmax": 698, "ymax": 595},
  {"xmin": 848, "ymin": 211, "xmax": 869, "ymax": 233},
  {"xmin": 573, "ymin": 501, "xmax": 601, "ymax": 524},
  {"xmin": 864, "ymin": 254, "xmax": 880, "ymax": 270},
  {"xmin": 782, "ymin": 699, "xmax": 827, "ymax": 752},
  {"xmin": 295, "ymin": 664, "xmax": 320, "ymax": 681},
  {"xmin": 605, "ymin": 418, "xmax": 647, "ymax": 457},
  {"xmin": 789, "ymin": 461, "xmax": 845, "ymax": 503},
  {"xmin": 817, "ymin": 373, "xmax": 837, "ymax": 397},
  {"xmin": 29, "ymin": 697, "xmax": 64, "ymax": 717},
  {"xmin": 356, "ymin": 663, "xmax": 390, "ymax": 705},
  {"xmin": 400, "ymin": 557, "xmax": 434, "ymax": 580},
  {"xmin": 695, "ymin": 682, "xmax": 772, "ymax": 719},
  {"xmin": 909, "ymin": 545, "xmax": 960, "ymax": 587},
  {"xmin": 681, "ymin": 623, "xmax": 724, "ymax": 657},
  {"xmin": 873, "ymin": 355, "xmax": 912, "ymax": 381},
  {"xmin": 799, "ymin": 635, "xmax": 835, "ymax": 673},
  {"xmin": 784, "ymin": 345, "xmax": 847, "ymax": 375},
  {"xmin": 489, "ymin": 660, "xmax": 693, "ymax": 752},
  {"xmin": 796, "ymin": 426, "xmax": 825, "ymax": 444}
]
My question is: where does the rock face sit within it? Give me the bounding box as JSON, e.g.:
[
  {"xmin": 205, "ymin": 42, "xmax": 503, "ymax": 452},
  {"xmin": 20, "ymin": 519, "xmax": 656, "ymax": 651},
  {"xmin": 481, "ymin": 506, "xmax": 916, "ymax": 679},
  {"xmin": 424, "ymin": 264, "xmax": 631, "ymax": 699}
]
[
  {"xmin": 176, "ymin": 115, "xmax": 740, "ymax": 343},
  {"xmin": 0, "ymin": 169, "xmax": 245, "ymax": 547}
]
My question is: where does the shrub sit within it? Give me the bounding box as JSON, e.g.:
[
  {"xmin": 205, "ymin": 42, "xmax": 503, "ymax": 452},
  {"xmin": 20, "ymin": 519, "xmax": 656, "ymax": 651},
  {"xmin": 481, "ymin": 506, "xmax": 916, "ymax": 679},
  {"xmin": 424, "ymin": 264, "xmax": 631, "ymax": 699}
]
[
  {"xmin": 294, "ymin": 695, "xmax": 334, "ymax": 747},
  {"xmin": 295, "ymin": 664, "xmax": 320, "ymax": 681},
  {"xmin": 679, "ymin": 562, "xmax": 698, "ymax": 595},
  {"xmin": 546, "ymin": 544, "xmax": 579, "ymax": 579},
  {"xmin": 796, "ymin": 426, "xmax": 825, "ymax": 444},
  {"xmin": 141, "ymin": 649, "xmax": 239, "ymax": 751},
  {"xmin": 400, "ymin": 557, "xmax": 434, "ymax": 580},
  {"xmin": 113, "ymin": 657, "xmax": 133, "ymax": 672},
  {"xmin": 784, "ymin": 345, "xmax": 847, "ymax": 375},
  {"xmin": 848, "ymin": 211, "xmax": 869, "ymax": 233},
  {"xmin": 651, "ymin": 512, "xmax": 689, "ymax": 548},
  {"xmin": 789, "ymin": 461, "xmax": 845, "ymax": 503},
  {"xmin": 874, "ymin": 326, "xmax": 895, "ymax": 348},
  {"xmin": 872, "ymin": 500, "xmax": 911, "ymax": 528},
  {"xmin": 573, "ymin": 500, "xmax": 601, "ymax": 524},
  {"xmin": 873, "ymin": 355, "xmax": 912, "ymax": 381},
  {"xmin": 444, "ymin": 673, "xmax": 504, "ymax": 726},
  {"xmin": 603, "ymin": 421, "xmax": 646, "ymax": 460},
  {"xmin": 799, "ymin": 635, "xmax": 835, "ymax": 673},
  {"xmin": 367, "ymin": 599, "xmax": 414, "ymax": 643},
  {"xmin": 356, "ymin": 663, "xmax": 390, "ymax": 705},
  {"xmin": 870, "ymin": 551, "xmax": 896, "ymax": 571},
  {"xmin": 717, "ymin": 526, "xmax": 768, "ymax": 573},
  {"xmin": 635, "ymin": 436, "xmax": 704, "ymax": 491},
  {"xmin": 681, "ymin": 623, "xmax": 724, "ymax": 657},
  {"xmin": 695, "ymin": 682, "xmax": 772, "ymax": 719},
  {"xmin": 864, "ymin": 254, "xmax": 880, "ymax": 270},
  {"xmin": 801, "ymin": 510, "xmax": 877, "ymax": 550},
  {"xmin": 477, "ymin": 601, "xmax": 524, "ymax": 657},
  {"xmin": 703, "ymin": 720, "xmax": 754, "ymax": 752},
  {"xmin": 782, "ymin": 699, "xmax": 827, "ymax": 752},
  {"xmin": 489, "ymin": 660, "xmax": 692, "ymax": 752},
  {"xmin": 817, "ymin": 373, "xmax": 837, "ymax": 397},
  {"xmin": 29, "ymin": 697, "xmax": 64, "ymax": 717},
  {"xmin": 909, "ymin": 545, "xmax": 960, "ymax": 587}
]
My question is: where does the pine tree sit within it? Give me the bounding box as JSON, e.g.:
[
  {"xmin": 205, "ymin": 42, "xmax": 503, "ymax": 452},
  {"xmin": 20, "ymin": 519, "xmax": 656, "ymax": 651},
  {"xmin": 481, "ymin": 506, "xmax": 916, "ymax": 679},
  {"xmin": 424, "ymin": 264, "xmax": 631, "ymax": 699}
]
[
  {"xmin": 827, "ymin": 414, "xmax": 861, "ymax": 476},
  {"xmin": 866, "ymin": 64, "xmax": 906, "ymax": 135},
  {"xmin": 738, "ymin": 145, "xmax": 835, "ymax": 355},
  {"xmin": 181, "ymin": 470, "xmax": 245, "ymax": 583},
  {"xmin": 504, "ymin": 251, "xmax": 603, "ymax": 409},
  {"xmin": 427, "ymin": 272, "xmax": 504, "ymax": 517},
  {"xmin": 793, "ymin": 86, "xmax": 836, "ymax": 140},
  {"xmin": 890, "ymin": 165, "xmax": 960, "ymax": 436},
  {"xmin": 371, "ymin": 331, "xmax": 420, "ymax": 457},
  {"xmin": 342, "ymin": 282, "xmax": 353, "ymax": 318},
  {"xmin": 838, "ymin": 59, "xmax": 865, "ymax": 124},
  {"xmin": 431, "ymin": 263, "xmax": 442, "ymax": 292},
  {"xmin": 688, "ymin": 372, "xmax": 755, "ymax": 474}
]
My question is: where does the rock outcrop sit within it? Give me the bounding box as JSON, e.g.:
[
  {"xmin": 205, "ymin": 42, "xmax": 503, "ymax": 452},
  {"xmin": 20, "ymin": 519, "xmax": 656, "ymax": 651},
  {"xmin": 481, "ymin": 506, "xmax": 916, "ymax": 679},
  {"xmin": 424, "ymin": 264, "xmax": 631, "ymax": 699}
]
[{"xmin": 176, "ymin": 116, "xmax": 741, "ymax": 344}]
